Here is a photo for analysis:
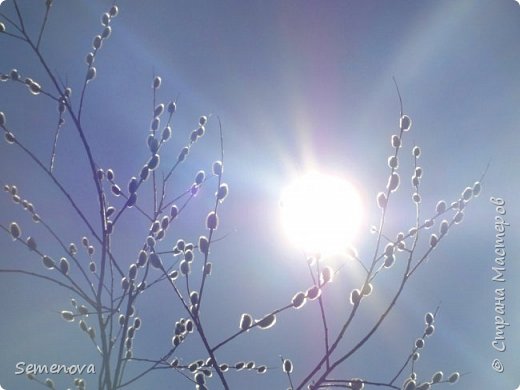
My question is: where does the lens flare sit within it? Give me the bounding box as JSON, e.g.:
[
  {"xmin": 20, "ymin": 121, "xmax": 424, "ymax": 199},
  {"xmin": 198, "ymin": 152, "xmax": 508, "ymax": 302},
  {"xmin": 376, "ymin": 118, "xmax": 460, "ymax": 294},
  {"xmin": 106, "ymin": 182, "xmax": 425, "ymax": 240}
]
[{"xmin": 280, "ymin": 172, "xmax": 363, "ymax": 255}]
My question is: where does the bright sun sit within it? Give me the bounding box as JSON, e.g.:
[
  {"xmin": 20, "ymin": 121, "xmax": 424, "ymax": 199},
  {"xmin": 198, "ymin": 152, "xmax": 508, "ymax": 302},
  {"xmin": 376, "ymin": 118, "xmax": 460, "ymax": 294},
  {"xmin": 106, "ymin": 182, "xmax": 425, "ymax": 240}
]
[{"xmin": 280, "ymin": 172, "xmax": 363, "ymax": 255}]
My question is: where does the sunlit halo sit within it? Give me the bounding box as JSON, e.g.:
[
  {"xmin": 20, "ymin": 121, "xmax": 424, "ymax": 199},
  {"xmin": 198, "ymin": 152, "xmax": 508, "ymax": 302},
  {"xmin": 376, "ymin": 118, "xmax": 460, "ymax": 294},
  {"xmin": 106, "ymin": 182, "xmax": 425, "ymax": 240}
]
[{"xmin": 280, "ymin": 172, "xmax": 363, "ymax": 255}]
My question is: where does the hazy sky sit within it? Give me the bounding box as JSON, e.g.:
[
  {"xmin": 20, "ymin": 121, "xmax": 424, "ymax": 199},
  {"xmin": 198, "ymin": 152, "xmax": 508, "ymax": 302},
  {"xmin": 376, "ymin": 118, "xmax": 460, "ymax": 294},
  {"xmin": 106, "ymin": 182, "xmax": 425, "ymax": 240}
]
[{"xmin": 1, "ymin": 1, "xmax": 520, "ymax": 389}]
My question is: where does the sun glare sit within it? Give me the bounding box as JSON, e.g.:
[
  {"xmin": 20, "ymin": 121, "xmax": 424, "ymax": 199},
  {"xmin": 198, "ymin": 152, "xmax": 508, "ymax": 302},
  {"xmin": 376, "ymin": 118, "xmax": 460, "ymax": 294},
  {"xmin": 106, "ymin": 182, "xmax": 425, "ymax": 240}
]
[{"xmin": 280, "ymin": 172, "xmax": 363, "ymax": 255}]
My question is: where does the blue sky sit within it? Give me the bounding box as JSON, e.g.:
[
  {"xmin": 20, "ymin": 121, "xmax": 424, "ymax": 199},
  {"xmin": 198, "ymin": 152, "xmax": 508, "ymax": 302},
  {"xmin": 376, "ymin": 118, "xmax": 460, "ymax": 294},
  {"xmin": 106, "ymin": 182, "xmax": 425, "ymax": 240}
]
[{"xmin": 1, "ymin": 1, "xmax": 520, "ymax": 389}]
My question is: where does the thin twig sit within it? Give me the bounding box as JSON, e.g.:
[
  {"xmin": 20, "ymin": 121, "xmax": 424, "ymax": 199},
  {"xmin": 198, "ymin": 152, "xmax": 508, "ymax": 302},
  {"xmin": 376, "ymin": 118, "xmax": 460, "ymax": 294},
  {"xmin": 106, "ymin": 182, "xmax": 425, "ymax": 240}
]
[
  {"xmin": 36, "ymin": 1, "xmax": 51, "ymax": 49},
  {"xmin": 49, "ymin": 112, "xmax": 64, "ymax": 172}
]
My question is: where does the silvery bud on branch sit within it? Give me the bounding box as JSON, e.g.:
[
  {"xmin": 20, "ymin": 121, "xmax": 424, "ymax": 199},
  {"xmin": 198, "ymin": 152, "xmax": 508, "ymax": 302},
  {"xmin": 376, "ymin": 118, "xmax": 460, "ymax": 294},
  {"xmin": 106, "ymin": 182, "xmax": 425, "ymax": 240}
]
[
  {"xmin": 85, "ymin": 52, "xmax": 95, "ymax": 66},
  {"xmin": 217, "ymin": 183, "xmax": 229, "ymax": 202},
  {"xmin": 362, "ymin": 283, "xmax": 373, "ymax": 296},
  {"xmin": 387, "ymin": 173, "xmax": 400, "ymax": 192},
  {"xmin": 45, "ymin": 378, "xmax": 55, "ymax": 389},
  {"xmin": 413, "ymin": 146, "xmax": 421, "ymax": 158},
  {"xmin": 127, "ymin": 193, "xmax": 137, "ymax": 207},
  {"xmin": 391, "ymin": 135, "xmax": 401, "ymax": 148},
  {"xmin": 257, "ymin": 313, "xmax": 276, "ymax": 329},
  {"xmin": 93, "ymin": 35, "xmax": 102, "ymax": 49},
  {"xmin": 161, "ymin": 215, "xmax": 169, "ymax": 230},
  {"xmin": 111, "ymin": 184, "xmax": 121, "ymax": 196},
  {"xmin": 282, "ymin": 359, "xmax": 293, "ymax": 374},
  {"xmin": 206, "ymin": 211, "xmax": 218, "ymax": 230},
  {"xmin": 154, "ymin": 103, "xmax": 164, "ymax": 117},
  {"xmin": 42, "ymin": 255, "xmax": 55, "ymax": 269},
  {"xmin": 27, "ymin": 236, "xmax": 37, "ymax": 251},
  {"xmin": 454, "ymin": 211, "xmax": 464, "ymax": 224},
  {"xmin": 462, "ymin": 186, "xmax": 473, "ymax": 201},
  {"xmin": 61, "ymin": 311, "xmax": 74, "ymax": 322},
  {"xmin": 190, "ymin": 291, "xmax": 199, "ymax": 305},
  {"xmin": 5, "ymin": 132, "xmax": 16, "ymax": 144},
  {"xmin": 162, "ymin": 126, "xmax": 172, "ymax": 141},
  {"xmin": 140, "ymin": 166, "xmax": 150, "ymax": 181},
  {"xmin": 239, "ymin": 313, "xmax": 253, "ymax": 331},
  {"xmin": 59, "ymin": 258, "xmax": 70, "ymax": 275},
  {"xmin": 180, "ymin": 260, "xmax": 190, "ymax": 275},
  {"xmin": 153, "ymin": 76, "xmax": 161, "ymax": 89},
  {"xmin": 147, "ymin": 154, "xmax": 160, "ymax": 170},
  {"xmin": 384, "ymin": 254, "xmax": 395, "ymax": 268},
  {"xmin": 429, "ymin": 234, "xmax": 438, "ymax": 248},
  {"xmin": 388, "ymin": 155, "xmax": 399, "ymax": 169},
  {"xmin": 101, "ymin": 26, "xmax": 112, "ymax": 39},
  {"xmin": 128, "ymin": 177, "xmax": 138, "ymax": 194},
  {"xmin": 101, "ymin": 13, "xmax": 110, "ymax": 26},
  {"xmin": 10, "ymin": 69, "xmax": 20, "ymax": 80},
  {"xmin": 28, "ymin": 81, "xmax": 42, "ymax": 95},
  {"xmin": 109, "ymin": 5, "xmax": 119, "ymax": 17},
  {"xmin": 350, "ymin": 379, "xmax": 365, "ymax": 390},
  {"xmin": 203, "ymin": 262, "xmax": 212, "ymax": 275},
  {"xmin": 448, "ymin": 372, "xmax": 460, "ymax": 384},
  {"xmin": 212, "ymin": 160, "xmax": 223, "ymax": 176},
  {"xmin": 320, "ymin": 266, "xmax": 333, "ymax": 284},
  {"xmin": 431, "ymin": 371, "xmax": 443, "ymax": 383},
  {"xmin": 473, "ymin": 181, "xmax": 482, "ymax": 197},
  {"xmin": 86, "ymin": 67, "xmax": 96, "ymax": 83},
  {"xmin": 306, "ymin": 285, "xmax": 321, "ymax": 300},
  {"xmin": 195, "ymin": 170, "xmax": 205, "ymax": 185},
  {"xmin": 151, "ymin": 117, "xmax": 160, "ymax": 132},
  {"xmin": 178, "ymin": 147, "xmax": 189, "ymax": 162},
  {"xmin": 129, "ymin": 264, "xmax": 137, "ymax": 280},
  {"xmin": 403, "ymin": 378, "xmax": 416, "ymax": 390},
  {"xmin": 198, "ymin": 236, "xmax": 209, "ymax": 254},
  {"xmin": 400, "ymin": 114, "xmax": 412, "ymax": 131},
  {"xmin": 291, "ymin": 291, "xmax": 306, "ymax": 309},
  {"xmin": 176, "ymin": 239, "xmax": 185, "ymax": 251},
  {"xmin": 350, "ymin": 289, "xmax": 361, "ymax": 305},
  {"xmin": 9, "ymin": 222, "xmax": 21, "ymax": 240},
  {"xmin": 377, "ymin": 192, "xmax": 387, "ymax": 209},
  {"xmin": 149, "ymin": 253, "xmax": 163, "ymax": 269},
  {"xmin": 435, "ymin": 200, "xmax": 447, "ymax": 214},
  {"xmin": 440, "ymin": 220, "xmax": 449, "ymax": 235},
  {"xmin": 137, "ymin": 250, "xmax": 147, "ymax": 267}
]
